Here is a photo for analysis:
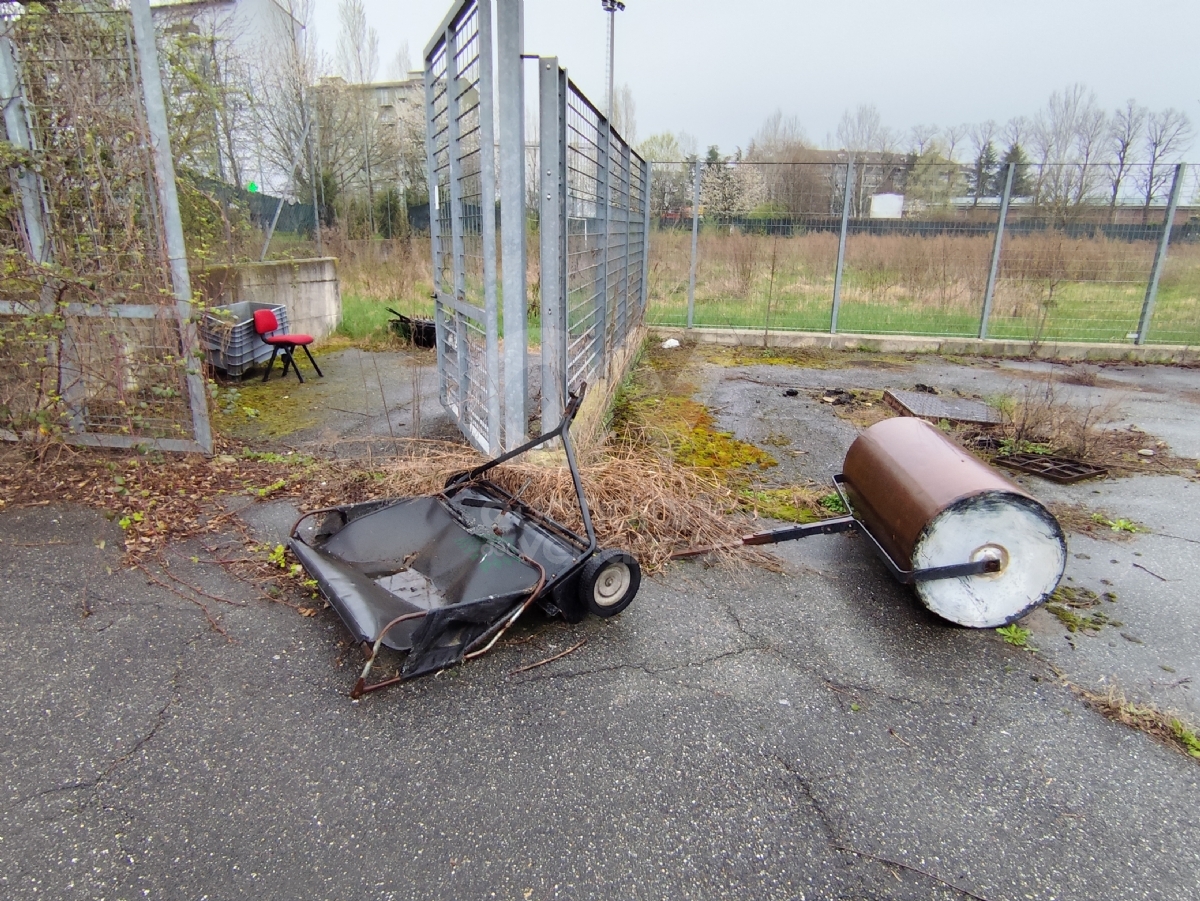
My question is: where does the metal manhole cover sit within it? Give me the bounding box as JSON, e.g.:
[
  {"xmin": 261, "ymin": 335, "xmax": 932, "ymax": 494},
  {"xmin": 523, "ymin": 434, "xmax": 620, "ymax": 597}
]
[
  {"xmin": 993, "ymin": 453, "xmax": 1108, "ymax": 484},
  {"xmin": 883, "ymin": 389, "xmax": 1003, "ymax": 425}
]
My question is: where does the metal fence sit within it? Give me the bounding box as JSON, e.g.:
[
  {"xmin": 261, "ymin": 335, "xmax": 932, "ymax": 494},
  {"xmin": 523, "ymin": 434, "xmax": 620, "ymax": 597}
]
[
  {"xmin": 537, "ymin": 66, "xmax": 649, "ymax": 425},
  {"xmin": 648, "ymin": 159, "xmax": 1200, "ymax": 347},
  {"xmin": 425, "ymin": 0, "xmax": 502, "ymax": 453},
  {"xmin": 424, "ymin": 0, "xmax": 648, "ymax": 453},
  {"xmin": 0, "ymin": 0, "xmax": 211, "ymax": 452}
]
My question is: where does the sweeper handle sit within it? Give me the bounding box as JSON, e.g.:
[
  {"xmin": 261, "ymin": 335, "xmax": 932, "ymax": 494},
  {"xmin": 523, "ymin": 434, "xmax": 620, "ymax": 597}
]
[{"xmin": 444, "ymin": 384, "xmax": 596, "ymax": 554}]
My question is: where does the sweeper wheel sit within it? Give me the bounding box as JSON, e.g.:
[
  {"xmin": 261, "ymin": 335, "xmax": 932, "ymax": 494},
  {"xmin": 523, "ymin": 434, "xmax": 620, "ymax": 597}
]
[{"xmin": 580, "ymin": 549, "xmax": 641, "ymax": 618}]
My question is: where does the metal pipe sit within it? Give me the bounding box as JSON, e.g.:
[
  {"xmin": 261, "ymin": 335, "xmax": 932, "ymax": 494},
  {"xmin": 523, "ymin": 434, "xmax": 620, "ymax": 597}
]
[
  {"xmin": 477, "ymin": 0, "xmax": 503, "ymax": 454},
  {"xmin": 444, "ymin": 22, "xmax": 470, "ymax": 426},
  {"xmin": 0, "ymin": 32, "xmax": 50, "ymax": 266},
  {"xmin": 1136, "ymin": 162, "xmax": 1185, "ymax": 345},
  {"xmin": 601, "ymin": 0, "xmax": 624, "ymax": 121},
  {"xmin": 830, "ymin": 156, "xmax": 854, "ymax": 334},
  {"xmin": 130, "ymin": 0, "xmax": 213, "ymax": 454},
  {"xmin": 980, "ymin": 162, "xmax": 1015, "ymax": 339},
  {"xmin": 595, "ymin": 106, "xmax": 611, "ymax": 377},
  {"xmin": 497, "ymin": 0, "xmax": 528, "ymax": 450},
  {"xmin": 686, "ymin": 160, "xmax": 701, "ymax": 329},
  {"xmin": 538, "ymin": 57, "xmax": 567, "ymax": 427}
]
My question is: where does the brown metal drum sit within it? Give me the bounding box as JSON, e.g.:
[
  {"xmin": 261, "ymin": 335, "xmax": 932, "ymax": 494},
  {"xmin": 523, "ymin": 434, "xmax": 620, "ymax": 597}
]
[{"xmin": 842, "ymin": 417, "xmax": 1066, "ymax": 628}]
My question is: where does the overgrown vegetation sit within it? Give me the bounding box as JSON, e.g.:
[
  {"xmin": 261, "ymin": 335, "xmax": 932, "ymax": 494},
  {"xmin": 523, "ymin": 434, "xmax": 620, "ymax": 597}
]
[
  {"xmin": 612, "ymin": 343, "xmax": 844, "ymax": 525},
  {"xmin": 1045, "ymin": 584, "xmax": 1122, "ymax": 634},
  {"xmin": 1074, "ymin": 685, "xmax": 1200, "ymax": 762}
]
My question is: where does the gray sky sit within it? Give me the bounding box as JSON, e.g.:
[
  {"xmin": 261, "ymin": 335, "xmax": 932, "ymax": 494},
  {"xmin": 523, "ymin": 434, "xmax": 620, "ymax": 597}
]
[{"xmin": 310, "ymin": 0, "xmax": 1200, "ymax": 156}]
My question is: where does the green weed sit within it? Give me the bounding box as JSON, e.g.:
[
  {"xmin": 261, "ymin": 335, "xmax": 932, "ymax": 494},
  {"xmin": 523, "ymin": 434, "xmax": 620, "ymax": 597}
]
[
  {"xmin": 1090, "ymin": 513, "xmax": 1145, "ymax": 533},
  {"xmin": 996, "ymin": 624, "xmax": 1035, "ymax": 649}
]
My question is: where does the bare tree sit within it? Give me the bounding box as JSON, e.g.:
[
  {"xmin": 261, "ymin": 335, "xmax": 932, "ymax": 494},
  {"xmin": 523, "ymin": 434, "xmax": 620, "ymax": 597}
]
[
  {"xmin": 941, "ymin": 123, "xmax": 968, "ymax": 163},
  {"xmin": 388, "ymin": 41, "xmax": 412, "ymax": 80},
  {"xmin": 1136, "ymin": 107, "xmax": 1192, "ymax": 223},
  {"xmin": 750, "ymin": 110, "xmax": 809, "ymax": 159},
  {"xmin": 746, "ymin": 110, "xmax": 822, "ymax": 215},
  {"xmin": 1107, "ymin": 99, "xmax": 1146, "ymax": 213},
  {"xmin": 1071, "ymin": 103, "xmax": 1108, "ymax": 205},
  {"xmin": 1003, "ymin": 116, "xmax": 1028, "ymax": 152},
  {"xmin": 967, "ymin": 120, "xmax": 998, "ymax": 207},
  {"xmin": 612, "ymin": 83, "xmax": 637, "ymax": 144},
  {"xmin": 836, "ymin": 104, "xmax": 895, "ymax": 153},
  {"xmin": 908, "ymin": 123, "xmax": 939, "ymax": 156},
  {"xmin": 1029, "ymin": 84, "xmax": 1109, "ymax": 216},
  {"xmin": 336, "ymin": 0, "xmax": 379, "ymax": 84},
  {"xmin": 968, "ymin": 120, "xmax": 997, "ymax": 159},
  {"xmin": 251, "ymin": 0, "xmax": 328, "ymax": 215},
  {"xmin": 336, "ymin": 0, "xmax": 381, "ymax": 233}
]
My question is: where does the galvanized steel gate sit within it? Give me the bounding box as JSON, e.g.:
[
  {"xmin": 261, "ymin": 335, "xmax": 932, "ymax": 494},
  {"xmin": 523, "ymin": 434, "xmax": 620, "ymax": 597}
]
[
  {"xmin": 537, "ymin": 63, "xmax": 650, "ymax": 427},
  {"xmin": 424, "ymin": 0, "xmax": 648, "ymax": 453}
]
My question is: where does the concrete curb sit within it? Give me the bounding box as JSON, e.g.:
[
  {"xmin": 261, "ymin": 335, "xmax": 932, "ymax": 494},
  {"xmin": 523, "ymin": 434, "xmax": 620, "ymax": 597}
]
[{"xmin": 646, "ymin": 325, "xmax": 1200, "ymax": 365}]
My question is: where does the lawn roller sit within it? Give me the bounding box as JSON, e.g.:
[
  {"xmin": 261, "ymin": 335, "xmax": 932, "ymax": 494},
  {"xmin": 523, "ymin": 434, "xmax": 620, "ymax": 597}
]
[
  {"xmin": 289, "ymin": 386, "xmax": 640, "ymax": 697},
  {"xmin": 688, "ymin": 416, "xmax": 1067, "ymax": 628}
]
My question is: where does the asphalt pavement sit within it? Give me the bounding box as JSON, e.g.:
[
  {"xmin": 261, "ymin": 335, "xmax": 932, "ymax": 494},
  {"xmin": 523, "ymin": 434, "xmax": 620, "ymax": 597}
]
[{"xmin": 2, "ymin": 349, "xmax": 1199, "ymax": 900}]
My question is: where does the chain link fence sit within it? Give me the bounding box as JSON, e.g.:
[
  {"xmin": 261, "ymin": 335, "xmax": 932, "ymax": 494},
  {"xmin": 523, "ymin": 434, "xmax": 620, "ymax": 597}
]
[{"xmin": 648, "ymin": 159, "xmax": 1200, "ymax": 346}]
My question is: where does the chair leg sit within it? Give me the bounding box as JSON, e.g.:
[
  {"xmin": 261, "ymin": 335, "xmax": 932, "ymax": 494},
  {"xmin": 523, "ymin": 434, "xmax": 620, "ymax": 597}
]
[
  {"xmin": 286, "ymin": 347, "xmax": 304, "ymax": 384},
  {"xmin": 262, "ymin": 346, "xmax": 280, "ymax": 382},
  {"xmin": 301, "ymin": 344, "xmax": 323, "ymax": 378}
]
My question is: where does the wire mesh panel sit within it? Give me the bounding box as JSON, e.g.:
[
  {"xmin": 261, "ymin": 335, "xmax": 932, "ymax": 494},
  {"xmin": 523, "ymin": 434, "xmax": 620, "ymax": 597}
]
[
  {"xmin": 838, "ymin": 158, "xmax": 996, "ymax": 337},
  {"xmin": 1147, "ymin": 166, "xmax": 1200, "ymax": 345},
  {"xmin": 537, "ymin": 63, "xmax": 648, "ymax": 424},
  {"xmin": 986, "ymin": 162, "xmax": 1172, "ymax": 343},
  {"xmin": 627, "ymin": 154, "xmax": 649, "ymax": 324},
  {"xmin": 647, "ymin": 160, "xmax": 845, "ymax": 332},
  {"xmin": 0, "ymin": 3, "xmax": 208, "ymax": 451},
  {"xmin": 563, "ymin": 84, "xmax": 606, "ymax": 389},
  {"xmin": 425, "ymin": 0, "xmax": 502, "ymax": 452},
  {"xmin": 646, "ymin": 158, "xmax": 1199, "ymax": 346}
]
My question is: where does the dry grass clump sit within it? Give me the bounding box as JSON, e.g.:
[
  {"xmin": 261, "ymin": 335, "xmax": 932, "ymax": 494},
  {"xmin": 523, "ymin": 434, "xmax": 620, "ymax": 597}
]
[
  {"xmin": 1073, "ymin": 684, "xmax": 1200, "ymax": 762},
  {"xmin": 336, "ymin": 235, "xmax": 434, "ymax": 306},
  {"xmin": 359, "ymin": 440, "xmax": 774, "ymax": 573},
  {"xmin": 997, "ymin": 377, "xmax": 1189, "ymax": 473}
]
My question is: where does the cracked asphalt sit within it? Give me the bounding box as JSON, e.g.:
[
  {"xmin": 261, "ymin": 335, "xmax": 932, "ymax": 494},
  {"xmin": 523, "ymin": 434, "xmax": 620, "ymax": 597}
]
[{"xmin": 2, "ymin": 350, "xmax": 1200, "ymax": 900}]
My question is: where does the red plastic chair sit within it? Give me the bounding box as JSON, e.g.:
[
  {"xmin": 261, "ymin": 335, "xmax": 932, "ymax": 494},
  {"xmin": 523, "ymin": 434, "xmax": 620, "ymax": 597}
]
[{"xmin": 253, "ymin": 309, "xmax": 323, "ymax": 384}]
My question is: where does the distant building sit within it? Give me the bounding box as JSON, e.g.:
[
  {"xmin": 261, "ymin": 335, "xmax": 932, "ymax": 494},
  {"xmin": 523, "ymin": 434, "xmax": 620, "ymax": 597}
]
[
  {"xmin": 151, "ymin": 0, "xmax": 305, "ymax": 196},
  {"xmin": 869, "ymin": 193, "xmax": 904, "ymax": 219},
  {"xmin": 150, "ymin": 0, "xmax": 303, "ymax": 57}
]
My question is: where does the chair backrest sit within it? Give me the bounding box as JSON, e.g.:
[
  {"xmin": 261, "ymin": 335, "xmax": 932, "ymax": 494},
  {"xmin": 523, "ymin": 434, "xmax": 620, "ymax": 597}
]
[{"xmin": 253, "ymin": 308, "xmax": 279, "ymax": 336}]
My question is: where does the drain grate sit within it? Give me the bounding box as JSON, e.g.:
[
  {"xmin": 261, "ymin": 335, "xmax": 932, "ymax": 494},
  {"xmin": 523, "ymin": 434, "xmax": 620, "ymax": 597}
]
[{"xmin": 993, "ymin": 452, "xmax": 1108, "ymax": 484}]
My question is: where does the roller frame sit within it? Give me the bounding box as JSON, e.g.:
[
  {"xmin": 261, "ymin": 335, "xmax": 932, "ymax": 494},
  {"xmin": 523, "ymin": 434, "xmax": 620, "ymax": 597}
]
[{"xmin": 740, "ymin": 475, "xmax": 1002, "ymax": 585}]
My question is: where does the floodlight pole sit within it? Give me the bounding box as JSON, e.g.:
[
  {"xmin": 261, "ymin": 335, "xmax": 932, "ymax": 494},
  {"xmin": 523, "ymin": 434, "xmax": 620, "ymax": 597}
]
[{"xmin": 601, "ymin": 0, "xmax": 624, "ymax": 121}]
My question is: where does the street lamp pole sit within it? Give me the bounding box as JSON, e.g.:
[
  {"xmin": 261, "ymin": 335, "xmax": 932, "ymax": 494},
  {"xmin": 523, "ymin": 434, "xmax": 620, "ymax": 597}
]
[{"xmin": 601, "ymin": 0, "xmax": 624, "ymax": 123}]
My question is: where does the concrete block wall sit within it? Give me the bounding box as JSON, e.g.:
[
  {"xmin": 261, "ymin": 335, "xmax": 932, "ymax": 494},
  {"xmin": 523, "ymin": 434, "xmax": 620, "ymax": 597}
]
[{"xmin": 195, "ymin": 258, "xmax": 341, "ymax": 340}]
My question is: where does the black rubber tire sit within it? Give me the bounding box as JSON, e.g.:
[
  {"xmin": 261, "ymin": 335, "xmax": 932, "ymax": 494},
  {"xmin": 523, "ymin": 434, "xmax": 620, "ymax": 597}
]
[{"xmin": 579, "ymin": 549, "xmax": 641, "ymax": 618}]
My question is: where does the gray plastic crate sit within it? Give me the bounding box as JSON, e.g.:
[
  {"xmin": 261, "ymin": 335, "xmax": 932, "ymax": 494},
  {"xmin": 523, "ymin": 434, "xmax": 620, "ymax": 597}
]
[{"xmin": 200, "ymin": 301, "xmax": 290, "ymax": 377}]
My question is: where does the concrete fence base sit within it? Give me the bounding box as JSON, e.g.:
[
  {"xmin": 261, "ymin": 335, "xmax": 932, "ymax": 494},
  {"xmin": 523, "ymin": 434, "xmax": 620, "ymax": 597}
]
[
  {"xmin": 569, "ymin": 325, "xmax": 647, "ymax": 453},
  {"xmin": 651, "ymin": 326, "xmax": 1200, "ymax": 366},
  {"xmin": 195, "ymin": 258, "xmax": 342, "ymax": 341}
]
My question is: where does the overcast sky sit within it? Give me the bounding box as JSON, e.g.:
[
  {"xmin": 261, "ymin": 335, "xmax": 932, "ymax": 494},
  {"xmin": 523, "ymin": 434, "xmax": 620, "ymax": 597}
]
[{"xmin": 309, "ymin": 0, "xmax": 1200, "ymax": 156}]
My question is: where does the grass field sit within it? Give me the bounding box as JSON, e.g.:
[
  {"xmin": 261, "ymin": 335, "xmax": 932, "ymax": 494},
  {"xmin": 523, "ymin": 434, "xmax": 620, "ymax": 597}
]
[
  {"xmin": 333, "ymin": 230, "xmax": 1200, "ymax": 347},
  {"xmin": 644, "ymin": 229, "xmax": 1200, "ymax": 345}
]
